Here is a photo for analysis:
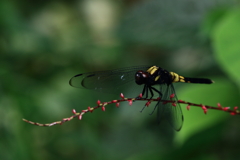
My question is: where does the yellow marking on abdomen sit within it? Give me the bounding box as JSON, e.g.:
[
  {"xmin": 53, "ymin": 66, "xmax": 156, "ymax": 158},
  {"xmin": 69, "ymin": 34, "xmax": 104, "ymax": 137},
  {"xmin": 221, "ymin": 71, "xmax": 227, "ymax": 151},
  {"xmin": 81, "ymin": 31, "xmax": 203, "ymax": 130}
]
[
  {"xmin": 179, "ymin": 76, "xmax": 186, "ymax": 82},
  {"xmin": 170, "ymin": 72, "xmax": 186, "ymax": 83}
]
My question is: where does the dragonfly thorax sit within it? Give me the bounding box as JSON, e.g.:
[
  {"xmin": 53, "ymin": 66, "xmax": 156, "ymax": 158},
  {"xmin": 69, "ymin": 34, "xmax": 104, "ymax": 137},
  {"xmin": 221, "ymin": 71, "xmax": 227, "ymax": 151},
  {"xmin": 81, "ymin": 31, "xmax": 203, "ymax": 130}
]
[{"xmin": 135, "ymin": 68, "xmax": 172, "ymax": 86}]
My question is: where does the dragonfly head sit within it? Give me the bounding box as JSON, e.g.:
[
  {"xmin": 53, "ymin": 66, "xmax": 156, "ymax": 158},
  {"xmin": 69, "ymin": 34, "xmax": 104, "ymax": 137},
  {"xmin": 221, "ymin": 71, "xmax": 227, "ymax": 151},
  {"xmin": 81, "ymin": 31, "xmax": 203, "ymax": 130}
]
[{"xmin": 135, "ymin": 70, "xmax": 149, "ymax": 85}]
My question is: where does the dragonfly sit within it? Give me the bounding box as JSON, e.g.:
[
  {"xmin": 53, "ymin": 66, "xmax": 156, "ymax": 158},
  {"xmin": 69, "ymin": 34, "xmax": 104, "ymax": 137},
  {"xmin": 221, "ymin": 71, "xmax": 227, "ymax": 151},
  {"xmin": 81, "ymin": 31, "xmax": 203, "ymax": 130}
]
[{"xmin": 69, "ymin": 65, "xmax": 213, "ymax": 131}]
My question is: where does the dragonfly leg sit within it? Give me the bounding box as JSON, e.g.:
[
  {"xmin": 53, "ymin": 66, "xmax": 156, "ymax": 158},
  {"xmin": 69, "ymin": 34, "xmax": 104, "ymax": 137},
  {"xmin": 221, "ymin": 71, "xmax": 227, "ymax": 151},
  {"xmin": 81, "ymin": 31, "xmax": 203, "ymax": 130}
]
[
  {"xmin": 145, "ymin": 86, "xmax": 149, "ymax": 99},
  {"xmin": 149, "ymin": 86, "xmax": 162, "ymax": 115},
  {"xmin": 149, "ymin": 100, "xmax": 160, "ymax": 115},
  {"xmin": 149, "ymin": 86, "xmax": 154, "ymax": 99},
  {"xmin": 140, "ymin": 85, "xmax": 150, "ymax": 112},
  {"xmin": 150, "ymin": 86, "xmax": 162, "ymax": 97}
]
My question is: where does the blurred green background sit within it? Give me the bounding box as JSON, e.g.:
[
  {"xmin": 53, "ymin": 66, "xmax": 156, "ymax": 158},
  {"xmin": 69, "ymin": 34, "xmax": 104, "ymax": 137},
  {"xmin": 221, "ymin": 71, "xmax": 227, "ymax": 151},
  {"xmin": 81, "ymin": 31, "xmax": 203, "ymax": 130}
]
[{"xmin": 1, "ymin": 0, "xmax": 240, "ymax": 159}]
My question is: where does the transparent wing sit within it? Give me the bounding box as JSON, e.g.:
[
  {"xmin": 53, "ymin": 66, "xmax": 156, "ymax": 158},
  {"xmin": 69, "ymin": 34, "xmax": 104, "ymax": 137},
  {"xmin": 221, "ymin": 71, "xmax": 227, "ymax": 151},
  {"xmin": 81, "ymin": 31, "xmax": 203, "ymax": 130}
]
[
  {"xmin": 69, "ymin": 65, "xmax": 150, "ymax": 97},
  {"xmin": 156, "ymin": 84, "xmax": 183, "ymax": 131}
]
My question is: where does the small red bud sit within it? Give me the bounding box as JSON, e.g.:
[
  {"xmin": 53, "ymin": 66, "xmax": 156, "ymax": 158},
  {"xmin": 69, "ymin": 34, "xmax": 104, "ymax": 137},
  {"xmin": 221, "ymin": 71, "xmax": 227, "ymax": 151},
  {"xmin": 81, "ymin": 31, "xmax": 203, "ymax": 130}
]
[
  {"xmin": 230, "ymin": 112, "xmax": 236, "ymax": 115},
  {"xmin": 201, "ymin": 105, "xmax": 207, "ymax": 110},
  {"xmin": 78, "ymin": 114, "xmax": 82, "ymax": 120},
  {"xmin": 186, "ymin": 105, "xmax": 190, "ymax": 110},
  {"xmin": 102, "ymin": 106, "xmax": 105, "ymax": 111},
  {"xmin": 223, "ymin": 107, "xmax": 229, "ymax": 111},
  {"xmin": 72, "ymin": 109, "xmax": 76, "ymax": 114},
  {"xmin": 88, "ymin": 107, "xmax": 94, "ymax": 113},
  {"xmin": 116, "ymin": 103, "xmax": 120, "ymax": 107},
  {"xmin": 120, "ymin": 93, "xmax": 124, "ymax": 99},
  {"xmin": 145, "ymin": 101, "xmax": 151, "ymax": 107},
  {"xmin": 82, "ymin": 110, "xmax": 87, "ymax": 113},
  {"xmin": 172, "ymin": 103, "xmax": 176, "ymax": 107},
  {"xmin": 170, "ymin": 94, "xmax": 175, "ymax": 99},
  {"xmin": 112, "ymin": 100, "xmax": 118, "ymax": 103},
  {"xmin": 128, "ymin": 100, "xmax": 133, "ymax": 106},
  {"xmin": 203, "ymin": 109, "xmax": 208, "ymax": 114},
  {"xmin": 234, "ymin": 106, "xmax": 238, "ymax": 110},
  {"xmin": 97, "ymin": 100, "xmax": 101, "ymax": 105},
  {"xmin": 201, "ymin": 105, "xmax": 207, "ymax": 114},
  {"xmin": 139, "ymin": 93, "xmax": 143, "ymax": 98},
  {"xmin": 217, "ymin": 103, "xmax": 222, "ymax": 108}
]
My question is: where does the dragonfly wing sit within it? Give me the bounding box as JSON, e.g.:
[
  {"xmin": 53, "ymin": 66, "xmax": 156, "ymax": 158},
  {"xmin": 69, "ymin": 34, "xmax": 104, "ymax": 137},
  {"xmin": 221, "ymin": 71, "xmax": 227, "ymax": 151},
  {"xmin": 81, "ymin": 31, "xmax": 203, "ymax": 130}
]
[
  {"xmin": 157, "ymin": 84, "xmax": 183, "ymax": 131},
  {"xmin": 69, "ymin": 66, "xmax": 150, "ymax": 96}
]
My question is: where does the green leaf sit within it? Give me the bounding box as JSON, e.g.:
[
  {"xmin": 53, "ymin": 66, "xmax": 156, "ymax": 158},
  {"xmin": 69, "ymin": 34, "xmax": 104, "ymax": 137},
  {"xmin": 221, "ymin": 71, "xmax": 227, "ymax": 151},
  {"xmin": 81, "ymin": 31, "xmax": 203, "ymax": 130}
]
[
  {"xmin": 201, "ymin": 8, "xmax": 228, "ymax": 38},
  {"xmin": 212, "ymin": 8, "xmax": 240, "ymax": 86}
]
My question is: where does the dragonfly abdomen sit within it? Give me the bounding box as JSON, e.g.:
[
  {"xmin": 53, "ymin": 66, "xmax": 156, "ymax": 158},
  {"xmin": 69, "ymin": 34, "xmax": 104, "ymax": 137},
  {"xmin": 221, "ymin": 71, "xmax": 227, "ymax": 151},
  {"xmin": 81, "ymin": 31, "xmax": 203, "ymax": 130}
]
[
  {"xmin": 170, "ymin": 72, "xmax": 213, "ymax": 84},
  {"xmin": 183, "ymin": 77, "xmax": 213, "ymax": 84}
]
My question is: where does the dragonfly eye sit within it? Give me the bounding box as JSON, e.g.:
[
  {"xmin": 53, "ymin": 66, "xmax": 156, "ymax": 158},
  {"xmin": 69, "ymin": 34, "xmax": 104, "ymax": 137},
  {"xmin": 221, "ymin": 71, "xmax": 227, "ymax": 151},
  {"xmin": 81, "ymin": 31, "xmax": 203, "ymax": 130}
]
[{"xmin": 135, "ymin": 71, "xmax": 148, "ymax": 85}]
